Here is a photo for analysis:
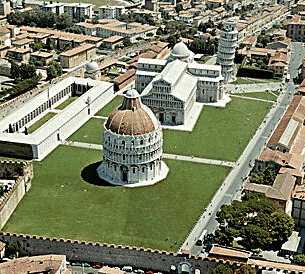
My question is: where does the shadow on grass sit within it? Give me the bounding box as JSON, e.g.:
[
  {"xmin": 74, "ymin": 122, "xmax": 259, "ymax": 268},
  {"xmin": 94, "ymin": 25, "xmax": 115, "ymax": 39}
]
[{"xmin": 81, "ymin": 161, "xmax": 117, "ymax": 187}]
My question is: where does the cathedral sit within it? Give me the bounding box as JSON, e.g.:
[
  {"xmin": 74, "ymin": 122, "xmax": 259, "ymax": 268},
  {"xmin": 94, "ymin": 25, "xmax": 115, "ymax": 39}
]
[
  {"xmin": 135, "ymin": 40, "xmax": 229, "ymax": 126},
  {"xmin": 97, "ymin": 89, "xmax": 169, "ymax": 187}
]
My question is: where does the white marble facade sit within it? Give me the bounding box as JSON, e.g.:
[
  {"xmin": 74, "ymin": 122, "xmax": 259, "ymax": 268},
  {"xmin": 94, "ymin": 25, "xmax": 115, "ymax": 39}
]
[
  {"xmin": 97, "ymin": 89, "xmax": 169, "ymax": 187},
  {"xmin": 135, "ymin": 40, "xmax": 226, "ymax": 126}
]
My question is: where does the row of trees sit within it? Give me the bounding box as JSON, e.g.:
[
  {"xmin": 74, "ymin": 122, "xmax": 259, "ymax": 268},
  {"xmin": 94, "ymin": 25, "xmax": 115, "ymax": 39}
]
[
  {"xmin": 213, "ymin": 193, "xmax": 294, "ymax": 251},
  {"xmin": 7, "ymin": 10, "xmax": 74, "ymax": 30}
]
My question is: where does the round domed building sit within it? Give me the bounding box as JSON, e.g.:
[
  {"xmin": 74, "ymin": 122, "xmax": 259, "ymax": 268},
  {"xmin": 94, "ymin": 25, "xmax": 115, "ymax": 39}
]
[
  {"xmin": 168, "ymin": 40, "xmax": 194, "ymax": 63},
  {"xmin": 84, "ymin": 61, "xmax": 101, "ymax": 80},
  {"xmin": 97, "ymin": 89, "xmax": 169, "ymax": 187}
]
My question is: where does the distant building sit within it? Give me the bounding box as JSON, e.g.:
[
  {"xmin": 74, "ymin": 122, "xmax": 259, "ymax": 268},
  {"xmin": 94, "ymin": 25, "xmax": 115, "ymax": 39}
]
[
  {"xmin": 0, "ymin": 0, "xmax": 11, "ymax": 16},
  {"xmin": 216, "ymin": 17, "xmax": 238, "ymax": 82},
  {"xmin": 144, "ymin": 0, "xmax": 159, "ymax": 12},
  {"xmin": 41, "ymin": 3, "xmax": 65, "ymax": 15},
  {"xmin": 59, "ymin": 43, "xmax": 96, "ymax": 69},
  {"xmin": 287, "ymin": 15, "xmax": 305, "ymax": 42},
  {"xmin": 64, "ymin": 3, "xmax": 94, "ymax": 19},
  {"xmin": 98, "ymin": 5, "xmax": 126, "ymax": 19}
]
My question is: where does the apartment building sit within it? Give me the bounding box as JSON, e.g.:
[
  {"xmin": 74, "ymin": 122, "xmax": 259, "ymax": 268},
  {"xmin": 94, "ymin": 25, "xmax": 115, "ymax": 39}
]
[
  {"xmin": 98, "ymin": 5, "xmax": 126, "ymax": 19},
  {"xmin": 59, "ymin": 43, "xmax": 96, "ymax": 69},
  {"xmin": 287, "ymin": 15, "xmax": 305, "ymax": 42}
]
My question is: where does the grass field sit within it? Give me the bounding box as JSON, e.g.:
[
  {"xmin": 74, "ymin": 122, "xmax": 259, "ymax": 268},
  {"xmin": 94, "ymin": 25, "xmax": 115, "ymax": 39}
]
[
  {"xmin": 95, "ymin": 96, "xmax": 123, "ymax": 117},
  {"xmin": 236, "ymin": 92, "xmax": 278, "ymax": 101},
  {"xmin": 3, "ymin": 146, "xmax": 230, "ymax": 251},
  {"xmin": 72, "ymin": 98, "xmax": 271, "ymax": 161},
  {"xmin": 55, "ymin": 97, "xmax": 78, "ymax": 110},
  {"xmin": 28, "ymin": 113, "xmax": 57, "ymax": 134}
]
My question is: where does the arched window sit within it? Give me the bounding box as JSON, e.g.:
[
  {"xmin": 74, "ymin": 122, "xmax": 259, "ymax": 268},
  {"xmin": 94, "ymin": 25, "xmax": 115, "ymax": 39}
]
[
  {"xmin": 123, "ymin": 155, "xmax": 126, "ymax": 160},
  {"xmin": 122, "ymin": 140, "xmax": 125, "ymax": 146},
  {"xmin": 140, "ymin": 140, "xmax": 144, "ymax": 145}
]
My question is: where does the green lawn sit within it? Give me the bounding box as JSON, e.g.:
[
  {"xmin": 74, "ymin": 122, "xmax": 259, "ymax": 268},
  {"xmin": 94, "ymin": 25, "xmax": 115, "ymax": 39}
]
[
  {"xmin": 55, "ymin": 97, "xmax": 78, "ymax": 110},
  {"xmin": 3, "ymin": 146, "xmax": 230, "ymax": 251},
  {"xmin": 95, "ymin": 96, "xmax": 123, "ymax": 117},
  {"xmin": 71, "ymin": 98, "xmax": 271, "ymax": 161},
  {"xmin": 28, "ymin": 113, "xmax": 57, "ymax": 134},
  {"xmin": 70, "ymin": 118, "xmax": 104, "ymax": 144},
  {"xmin": 236, "ymin": 92, "xmax": 278, "ymax": 101}
]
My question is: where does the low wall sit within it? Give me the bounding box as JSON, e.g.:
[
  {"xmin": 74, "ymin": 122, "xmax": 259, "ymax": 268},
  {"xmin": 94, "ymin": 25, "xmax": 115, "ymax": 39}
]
[
  {"xmin": 0, "ymin": 161, "xmax": 33, "ymax": 229},
  {"xmin": 0, "ymin": 233, "xmax": 229, "ymax": 273}
]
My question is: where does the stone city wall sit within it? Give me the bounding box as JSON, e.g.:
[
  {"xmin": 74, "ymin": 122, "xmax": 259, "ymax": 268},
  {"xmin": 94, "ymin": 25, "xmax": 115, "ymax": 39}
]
[
  {"xmin": 0, "ymin": 161, "xmax": 33, "ymax": 229},
  {"xmin": 0, "ymin": 232, "xmax": 230, "ymax": 273}
]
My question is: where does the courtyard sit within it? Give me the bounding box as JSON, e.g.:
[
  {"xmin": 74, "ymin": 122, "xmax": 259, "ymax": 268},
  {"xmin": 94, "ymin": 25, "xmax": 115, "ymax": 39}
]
[
  {"xmin": 3, "ymin": 145, "xmax": 230, "ymax": 251},
  {"xmin": 70, "ymin": 97, "xmax": 272, "ymax": 161}
]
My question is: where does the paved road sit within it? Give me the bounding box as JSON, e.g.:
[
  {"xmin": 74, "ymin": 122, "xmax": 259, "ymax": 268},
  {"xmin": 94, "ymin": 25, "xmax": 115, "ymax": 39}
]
[
  {"xmin": 64, "ymin": 141, "xmax": 235, "ymax": 168},
  {"xmin": 182, "ymin": 42, "xmax": 305, "ymax": 256}
]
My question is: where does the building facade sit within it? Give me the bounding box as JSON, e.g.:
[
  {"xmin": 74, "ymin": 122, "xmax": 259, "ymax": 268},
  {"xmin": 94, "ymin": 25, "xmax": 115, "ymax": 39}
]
[
  {"xmin": 217, "ymin": 17, "xmax": 238, "ymax": 82},
  {"xmin": 136, "ymin": 41, "xmax": 225, "ymax": 126},
  {"xmin": 97, "ymin": 89, "xmax": 169, "ymax": 187}
]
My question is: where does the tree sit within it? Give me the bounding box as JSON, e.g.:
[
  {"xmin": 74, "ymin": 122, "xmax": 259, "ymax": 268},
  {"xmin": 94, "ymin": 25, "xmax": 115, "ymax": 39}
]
[
  {"xmin": 211, "ymin": 264, "xmax": 233, "ymax": 274},
  {"xmin": 293, "ymin": 254, "xmax": 305, "ymax": 266},
  {"xmin": 10, "ymin": 61, "xmax": 20, "ymax": 80},
  {"xmin": 123, "ymin": 37, "xmax": 132, "ymax": 47},
  {"xmin": 234, "ymin": 265, "xmax": 256, "ymax": 274},
  {"xmin": 46, "ymin": 61, "xmax": 63, "ymax": 80},
  {"xmin": 175, "ymin": 3, "xmax": 183, "ymax": 13},
  {"xmin": 19, "ymin": 63, "xmax": 36, "ymax": 80},
  {"xmin": 213, "ymin": 193, "xmax": 294, "ymax": 251}
]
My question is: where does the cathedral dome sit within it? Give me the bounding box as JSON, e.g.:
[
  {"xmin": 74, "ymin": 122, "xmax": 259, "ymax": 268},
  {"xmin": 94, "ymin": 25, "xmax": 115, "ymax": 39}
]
[
  {"xmin": 85, "ymin": 61, "xmax": 99, "ymax": 72},
  {"xmin": 105, "ymin": 89, "xmax": 159, "ymax": 136},
  {"xmin": 170, "ymin": 40, "xmax": 191, "ymax": 60}
]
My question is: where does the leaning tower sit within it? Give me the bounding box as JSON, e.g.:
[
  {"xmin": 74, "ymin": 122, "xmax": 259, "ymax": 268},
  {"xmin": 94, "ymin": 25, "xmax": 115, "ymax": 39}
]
[{"xmin": 216, "ymin": 18, "xmax": 238, "ymax": 83}]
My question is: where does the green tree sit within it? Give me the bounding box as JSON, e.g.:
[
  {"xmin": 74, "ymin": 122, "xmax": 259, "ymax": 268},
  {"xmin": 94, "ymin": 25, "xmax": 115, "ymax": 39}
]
[
  {"xmin": 10, "ymin": 61, "xmax": 20, "ymax": 80},
  {"xmin": 19, "ymin": 63, "xmax": 36, "ymax": 80},
  {"xmin": 214, "ymin": 193, "xmax": 294, "ymax": 251},
  {"xmin": 293, "ymin": 254, "xmax": 305, "ymax": 266},
  {"xmin": 46, "ymin": 61, "xmax": 63, "ymax": 80},
  {"xmin": 234, "ymin": 265, "xmax": 256, "ymax": 274},
  {"xmin": 211, "ymin": 264, "xmax": 233, "ymax": 274}
]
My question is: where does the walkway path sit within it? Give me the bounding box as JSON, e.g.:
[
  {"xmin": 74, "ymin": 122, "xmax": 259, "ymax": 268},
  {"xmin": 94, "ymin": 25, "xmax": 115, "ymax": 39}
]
[
  {"xmin": 227, "ymin": 82, "xmax": 283, "ymax": 94},
  {"xmin": 231, "ymin": 94, "xmax": 276, "ymax": 103},
  {"xmin": 64, "ymin": 141, "xmax": 235, "ymax": 168}
]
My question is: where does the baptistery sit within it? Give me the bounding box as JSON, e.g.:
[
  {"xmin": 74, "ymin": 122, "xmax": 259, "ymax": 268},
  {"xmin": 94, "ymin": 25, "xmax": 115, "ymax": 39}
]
[{"xmin": 97, "ymin": 89, "xmax": 169, "ymax": 187}]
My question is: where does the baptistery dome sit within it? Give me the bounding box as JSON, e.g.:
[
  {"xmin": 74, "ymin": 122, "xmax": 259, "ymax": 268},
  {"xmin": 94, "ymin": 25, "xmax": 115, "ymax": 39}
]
[
  {"xmin": 97, "ymin": 89, "xmax": 169, "ymax": 187},
  {"xmin": 105, "ymin": 89, "xmax": 158, "ymax": 135}
]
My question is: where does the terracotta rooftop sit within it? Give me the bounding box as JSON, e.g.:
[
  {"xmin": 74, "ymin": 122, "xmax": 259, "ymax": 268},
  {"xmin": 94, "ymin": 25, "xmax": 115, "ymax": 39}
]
[
  {"xmin": 244, "ymin": 172, "xmax": 296, "ymax": 201},
  {"xmin": 103, "ymin": 35, "xmax": 124, "ymax": 43},
  {"xmin": 59, "ymin": 43, "xmax": 95, "ymax": 57},
  {"xmin": 209, "ymin": 245, "xmax": 251, "ymax": 260},
  {"xmin": 268, "ymin": 95, "xmax": 303, "ymax": 146},
  {"xmin": 0, "ymin": 255, "xmax": 70, "ymax": 274},
  {"xmin": 105, "ymin": 89, "xmax": 159, "ymax": 136}
]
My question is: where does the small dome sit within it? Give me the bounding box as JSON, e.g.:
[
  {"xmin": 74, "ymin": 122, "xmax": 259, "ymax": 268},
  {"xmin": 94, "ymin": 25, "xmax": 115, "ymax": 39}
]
[
  {"xmin": 86, "ymin": 61, "xmax": 99, "ymax": 72},
  {"xmin": 171, "ymin": 41, "xmax": 190, "ymax": 59},
  {"xmin": 105, "ymin": 89, "xmax": 159, "ymax": 136}
]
